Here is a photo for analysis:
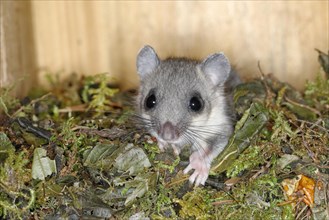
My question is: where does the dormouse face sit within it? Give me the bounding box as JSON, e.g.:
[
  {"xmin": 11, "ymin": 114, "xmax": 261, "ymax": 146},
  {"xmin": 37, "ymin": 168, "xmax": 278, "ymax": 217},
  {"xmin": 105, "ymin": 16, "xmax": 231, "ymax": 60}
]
[{"xmin": 136, "ymin": 45, "xmax": 231, "ymax": 145}]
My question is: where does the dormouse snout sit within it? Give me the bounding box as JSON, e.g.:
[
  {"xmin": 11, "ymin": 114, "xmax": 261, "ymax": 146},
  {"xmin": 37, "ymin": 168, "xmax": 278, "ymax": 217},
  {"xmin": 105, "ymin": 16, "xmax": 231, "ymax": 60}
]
[{"xmin": 159, "ymin": 121, "xmax": 179, "ymax": 141}]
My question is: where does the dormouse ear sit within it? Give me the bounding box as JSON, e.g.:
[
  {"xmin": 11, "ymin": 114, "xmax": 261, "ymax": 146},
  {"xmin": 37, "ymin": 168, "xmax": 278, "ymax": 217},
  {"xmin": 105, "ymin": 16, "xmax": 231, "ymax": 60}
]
[
  {"xmin": 136, "ymin": 45, "xmax": 160, "ymax": 79},
  {"xmin": 200, "ymin": 52, "xmax": 231, "ymax": 85}
]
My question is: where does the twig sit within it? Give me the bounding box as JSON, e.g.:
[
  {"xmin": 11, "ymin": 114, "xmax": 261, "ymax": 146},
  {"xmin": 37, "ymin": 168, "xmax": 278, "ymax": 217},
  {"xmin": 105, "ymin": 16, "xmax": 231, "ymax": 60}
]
[
  {"xmin": 302, "ymin": 136, "xmax": 317, "ymax": 162},
  {"xmin": 12, "ymin": 93, "xmax": 52, "ymax": 118},
  {"xmin": 212, "ymin": 200, "xmax": 235, "ymax": 206},
  {"xmin": 277, "ymin": 200, "xmax": 295, "ymax": 206},
  {"xmin": 296, "ymin": 203, "xmax": 308, "ymax": 220},
  {"xmin": 165, "ymin": 176, "xmax": 189, "ymax": 188},
  {"xmin": 257, "ymin": 61, "xmax": 275, "ymax": 106},
  {"xmin": 296, "ymin": 119, "xmax": 329, "ymax": 135},
  {"xmin": 249, "ymin": 160, "xmax": 271, "ymax": 181},
  {"xmin": 211, "ymin": 150, "xmax": 237, "ymax": 172},
  {"xmin": 285, "ymin": 96, "xmax": 321, "ymax": 116}
]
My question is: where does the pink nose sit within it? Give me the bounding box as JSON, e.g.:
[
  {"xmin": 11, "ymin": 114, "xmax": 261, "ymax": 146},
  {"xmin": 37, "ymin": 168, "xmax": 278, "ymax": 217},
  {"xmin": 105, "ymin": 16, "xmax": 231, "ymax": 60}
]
[{"xmin": 159, "ymin": 121, "xmax": 179, "ymax": 141}]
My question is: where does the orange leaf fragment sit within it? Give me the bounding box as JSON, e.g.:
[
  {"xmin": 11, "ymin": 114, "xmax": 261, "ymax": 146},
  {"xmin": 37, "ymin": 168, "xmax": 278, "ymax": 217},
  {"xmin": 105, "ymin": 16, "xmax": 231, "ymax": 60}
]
[
  {"xmin": 281, "ymin": 174, "xmax": 315, "ymax": 207},
  {"xmin": 297, "ymin": 174, "xmax": 315, "ymax": 207}
]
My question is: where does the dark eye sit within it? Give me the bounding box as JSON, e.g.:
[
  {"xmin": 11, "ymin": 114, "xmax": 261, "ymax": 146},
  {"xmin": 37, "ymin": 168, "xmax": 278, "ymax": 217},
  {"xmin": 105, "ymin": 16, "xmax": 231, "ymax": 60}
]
[
  {"xmin": 189, "ymin": 96, "xmax": 203, "ymax": 112},
  {"xmin": 145, "ymin": 94, "xmax": 156, "ymax": 110}
]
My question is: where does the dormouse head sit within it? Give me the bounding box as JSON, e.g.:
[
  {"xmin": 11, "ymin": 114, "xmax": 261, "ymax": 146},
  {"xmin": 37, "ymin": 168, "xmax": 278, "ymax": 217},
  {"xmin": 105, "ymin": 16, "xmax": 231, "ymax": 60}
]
[{"xmin": 136, "ymin": 45, "xmax": 231, "ymax": 145}]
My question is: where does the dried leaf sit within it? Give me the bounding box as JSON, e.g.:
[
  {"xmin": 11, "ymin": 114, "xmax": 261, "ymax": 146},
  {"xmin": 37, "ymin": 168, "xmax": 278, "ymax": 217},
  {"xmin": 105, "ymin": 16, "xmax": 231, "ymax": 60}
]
[
  {"xmin": 83, "ymin": 143, "xmax": 117, "ymax": 167},
  {"xmin": 32, "ymin": 148, "xmax": 57, "ymax": 180},
  {"xmin": 0, "ymin": 132, "xmax": 15, "ymax": 162},
  {"xmin": 129, "ymin": 212, "xmax": 150, "ymax": 220},
  {"xmin": 311, "ymin": 180, "xmax": 329, "ymax": 220},
  {"xmin": 114, "ymin": 144, "xmax": 151, "ymax": 175},
  {"xmin": 114, "ymin": 172, "xmax": 157, "ymax": 206},
  {"xmin": 282, "ymin": 175, "xmax": 301, "ymax": 198},
  {"xmin": 298, "ymin": 175, "xmax": 315, "ymax": 207},
  {"xmin": 277, "ymin": 154, "xmax": 300, "ymax": 170},
  {"xmin": 211, "ymin": 102, "xmax": 269, "ymax": 174},
  {"xmin": 282, "ymin": 174, "xmax": 315, "ymax": 207},
  {"xmin": 124, "ymin": 176, "xmax": 149, "ymax": 206},
  {"xmin": 315, "ymin": 49, "xmax": 329, "ymax": 75}
]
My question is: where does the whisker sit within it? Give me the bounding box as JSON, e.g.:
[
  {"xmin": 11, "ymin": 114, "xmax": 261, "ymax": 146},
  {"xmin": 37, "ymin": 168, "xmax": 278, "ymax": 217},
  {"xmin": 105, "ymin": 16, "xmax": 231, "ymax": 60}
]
[
  {"xmin": 182, "ymin": 132, "xmax": 208, "ymax": 155},
  {"xmin": 188, "ymin": 125, "xmax": 233, "ymax": 136},
  {"xmin": 182, "ymin": 131, "xmax": 216, "ymax": 163}
]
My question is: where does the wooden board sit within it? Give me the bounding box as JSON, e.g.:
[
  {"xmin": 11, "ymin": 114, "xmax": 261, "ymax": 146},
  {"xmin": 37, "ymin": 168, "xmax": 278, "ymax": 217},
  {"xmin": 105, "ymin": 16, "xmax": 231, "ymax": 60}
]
[
  {"xmin": 1, "ymin": 1, "xmax": 328, "ymax": 96},
  {"xmin": 0, "ymin": 1, "xmax": 36, "ymax": 97}
]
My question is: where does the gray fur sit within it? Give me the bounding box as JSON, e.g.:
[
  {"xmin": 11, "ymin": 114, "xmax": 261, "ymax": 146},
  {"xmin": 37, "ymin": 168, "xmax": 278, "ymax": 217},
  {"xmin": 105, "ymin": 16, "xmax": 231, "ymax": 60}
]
[
  {"xmin": 200, "ymin": 53, "xmax": 231, "ymax": 85},
  {"xmin": 136, "ymin": 45, "xmax": 241, "ymax": 185},
  {"xmin": 138, "ymin": 57, "xmax": 210, "ymax": 127},
  {"xmin": 137, "ymin": 45, "xmax": 160, "ymax": 77}
]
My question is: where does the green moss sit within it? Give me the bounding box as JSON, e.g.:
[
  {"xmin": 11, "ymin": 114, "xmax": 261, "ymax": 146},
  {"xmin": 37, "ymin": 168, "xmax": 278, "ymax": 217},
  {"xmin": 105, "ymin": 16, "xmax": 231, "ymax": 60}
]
[
  {"xmin": 226, "ymin": 145, "xmax": 263, "ymax": 177},
  {"xmin": 85, "ymin": 73, "xmax": 119, "ymax": 115},
  {"xmin": 155, "ymin": 184, "xmax": 175, "ymax": 215},
  {"xmin": 0, "ymin": 133, "xmax": 33, "ymax": 219},
  {"xmin": 0, "ymin": 86, "xmax": 20, "ymax": 117},
  {"xmin": 175, "ymin": 188, "xmax": 212, "ymax": 220},
  {"xmin": 156, "ymin": 156, "xmax": 180, "ymax": 174},
  {"xmin": 143, "ymin": 143, "xmax": 160, "ymax": 161},
  {"xmin": 305, "ymin": 74, "xmax": 329, "ymax": 108},
  {"xmin": 214, "ymin": 171, "xmax": 286, "ymax": 219},
  {"xmin": 1, "ymin": 65, "xmax": 328, "ymax": 219},
  {"xmin": 270, "ymin": 110, "xmax": 296, "ymax": 143}
]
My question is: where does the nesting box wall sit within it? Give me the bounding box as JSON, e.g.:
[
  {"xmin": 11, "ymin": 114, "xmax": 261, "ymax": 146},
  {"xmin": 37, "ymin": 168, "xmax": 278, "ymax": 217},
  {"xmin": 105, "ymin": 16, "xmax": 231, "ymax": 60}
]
[
  {"xmin": 1, "ymin": 1, "xmax": 328, "ymax": 96},
  {"xmin": 0, "ymin": 1, "xmax": 36, "ymax": 97}
]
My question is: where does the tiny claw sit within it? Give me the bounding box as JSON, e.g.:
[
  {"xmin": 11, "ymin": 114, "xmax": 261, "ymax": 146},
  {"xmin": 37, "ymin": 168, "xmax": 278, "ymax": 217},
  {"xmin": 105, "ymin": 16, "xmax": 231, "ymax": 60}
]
[
  {"xmin": 158, "ymin": 142, "xmax": 165, "ymax": 152},
  {"xmin": 184, "ymin": 151, "xmax": 211, "ymax": 186},
  {"xmin": 183, "ymin": 164, "xmax": 192, "ymax": 174},
  {"xmin": 157, "ymin": 140, "xmax": 169, "ymax": 152},
  {"xmin": 189, "ymin": 171, "xmax": 199, "ymax": 185},
  {"xmin": 199, "ymin": 173, "xmax": 208, "ymax": 186},
  {"xmin": 195, "ymin": 176, "xmax": 202, "ymax": 186},
  {"xmin": 192, "ymin": 171, "xmax": 208, "ymax": 186},
  {"xmin": 172, "ymin": 144, "xmax": 181, "ymax": 156}
]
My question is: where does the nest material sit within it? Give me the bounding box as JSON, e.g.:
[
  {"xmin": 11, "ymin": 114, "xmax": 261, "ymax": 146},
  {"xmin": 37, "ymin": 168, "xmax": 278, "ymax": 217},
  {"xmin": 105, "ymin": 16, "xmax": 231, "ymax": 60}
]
[{"xmin": 0, "ymin": 51, "xmax": 328, "ymax": 219}]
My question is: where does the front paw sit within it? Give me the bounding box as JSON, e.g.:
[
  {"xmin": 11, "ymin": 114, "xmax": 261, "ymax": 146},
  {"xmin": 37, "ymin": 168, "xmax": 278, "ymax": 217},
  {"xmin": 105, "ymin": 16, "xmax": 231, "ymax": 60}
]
[
  {"xmin": 183, "ymin": 151, "xmax": 211, "ymax": 186},
  {"xmin": 157, "ymin": 140, "xmax": 168, "ymax": 152},
  {"xmin": 172, "ymin": 144, "xmax": 181, "ymax": 156}
]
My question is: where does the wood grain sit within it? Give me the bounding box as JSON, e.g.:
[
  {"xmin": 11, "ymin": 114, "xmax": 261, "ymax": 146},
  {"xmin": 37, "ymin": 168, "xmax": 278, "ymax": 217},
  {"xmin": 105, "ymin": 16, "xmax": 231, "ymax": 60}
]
[
  {"xmin": 0, "ymin": 1, "xmax": 36, "ymax": 97},
  {"xmin": 1, "ymin": 1, "xmax": 328, "ymax": 96}
]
